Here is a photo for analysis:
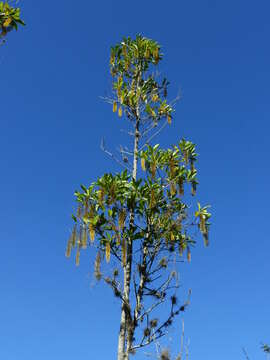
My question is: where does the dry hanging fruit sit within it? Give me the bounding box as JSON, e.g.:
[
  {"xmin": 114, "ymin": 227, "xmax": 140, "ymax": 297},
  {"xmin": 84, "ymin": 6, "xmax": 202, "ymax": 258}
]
[
  {"xmin": 113, "ymin": 101, "xmax": 117, "ymax": 113},
  {"xmin": 106, "ymin": 242, "xmax": 111, "ymax": 263},
  {"xmin": 94, "ymin": 252, "xmax": 102, "ymax": 281},
  {"xmin": 98, "ymin": 189, "xmax": 104, "ymax": 206},
  {"xmin": 82, "ymin": 226, "xmax": 87, "ymax": 249},
  {"xmin": 191, "ymin": 181, "xmax": 196, "ymax": 196},
  {"xmin": 65, "ymin": 240, "xmax": 72, "ymax": 258},
  {"xmin": 118, "ymin": 209, "xmax": 126, "ymax": 230},
  {"xmin": 187, "ymin": 247, "xmax": 191, "ymax": 263},
  {"xmin": 116, "ymin": 232, "xmax": 121, "ymax": 246},
  {"xmin": 71, "ymin": 225, "xmax": 77, "ymax": 248},
  {"xmin": 170, "ymin": 182, "xmax": 176, "ymax": 196},
  {"xmin": 169, "ymin": 160, "xmax": 176, "ymax": 176},
  {"xmin": 110, "ymin": 53, "xmax": 115, "ymax": 65},
  {"xmin": 75, "ymin": 247, "xmax": 80, "ymax": 266},
  {"xmin": 141, "ymin": 158, "xmax": 146, "ymax": 171},
  {"xmin": 150, "ymin": 189, "xmax": 156, "ymax": 208},
  {"xmin": 184, "ymin": 150, "xmax": 189, "ymax": 164},
  {"xmin": 203, "ymin": 228, "xmax": 209, "ymax": 247},
  {"xmin": 179, "ymin": 242, "xmax": 183, "ymax": 257},
  {"xmin": 199, "ymin": 215, "xmax": 206, "ymax": 233},
  {"xmin": 153, "ymin": 48, "xmax": 159, "ymax": 62},
  {"xmin": 118, "ymin": 106, "xmax": 123, "ymax": 117},
  {"xmin": 151, "ymin": 163, "xmax": 156, "ymax": 178},
  {"xmin": 89, "ymin": 224, "xmax": 95, "ymax": 243}
]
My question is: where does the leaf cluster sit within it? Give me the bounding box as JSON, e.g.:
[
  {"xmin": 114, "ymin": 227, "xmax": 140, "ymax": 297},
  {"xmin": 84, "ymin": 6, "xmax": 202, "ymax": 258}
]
[
  {"xmin": 0, "ymin": 1, "xmax": 25, "ymax": 38},
  {"xmin": 110, "ymin": 35, "xmax": 173, "ymax": 125},
  {"xmin": 66, "ymin": 141, "xmax": 211, "ymax": 267}
]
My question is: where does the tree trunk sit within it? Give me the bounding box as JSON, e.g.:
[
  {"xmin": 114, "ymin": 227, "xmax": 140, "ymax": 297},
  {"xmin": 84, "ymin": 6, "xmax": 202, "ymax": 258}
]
[{"xmin": 117, "ymin": 118, "xmax": 140, "ymax": 360}]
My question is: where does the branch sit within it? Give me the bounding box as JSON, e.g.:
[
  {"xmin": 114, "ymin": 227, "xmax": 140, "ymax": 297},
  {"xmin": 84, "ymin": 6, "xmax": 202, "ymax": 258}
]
[
  {"xmin": 139, "ymin": 120, "xmax": 168, "ymax": 151},
  {"xmin": 100, "ymin": 137, "xmax": 132, "ymax": 171}
]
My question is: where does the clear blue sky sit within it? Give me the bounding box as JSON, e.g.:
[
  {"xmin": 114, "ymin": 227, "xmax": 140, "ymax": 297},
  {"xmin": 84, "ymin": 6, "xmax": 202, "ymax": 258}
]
[{"xmin": 1, "ymin": 0, "xmax": 269, "ymax": 359}]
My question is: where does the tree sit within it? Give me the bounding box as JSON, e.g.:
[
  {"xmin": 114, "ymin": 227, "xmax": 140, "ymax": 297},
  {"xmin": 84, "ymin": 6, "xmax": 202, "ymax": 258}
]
[
  {"xmin": 0, "ymin": 1, "xmax": 24, "ymax": 44},
  {"xmin": 66, "ymin": 35, "xmax": 211, "ymax": 360}
]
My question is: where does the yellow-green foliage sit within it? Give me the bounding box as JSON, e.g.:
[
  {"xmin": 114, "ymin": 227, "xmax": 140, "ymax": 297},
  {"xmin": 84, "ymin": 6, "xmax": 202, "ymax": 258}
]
[{"xmin": 0, "ymin": 2, "xmax": 25, "ymax": 39}]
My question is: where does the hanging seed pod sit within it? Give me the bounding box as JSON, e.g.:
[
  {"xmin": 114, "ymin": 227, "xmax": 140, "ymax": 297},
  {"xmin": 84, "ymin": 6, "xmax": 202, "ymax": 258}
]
[
  {"xmin": 118, "ymin": 106, "xmax": 123, "ymax": 117},
  {"xmin": 65, "ymin": 240, "xmax": 72, "ymax": 258},
  {"xmin": 122, "ymin": 44, "xmax": 127, "ymax": 56},
  {"xmin": 191, "ymin": 181, "xmax": 197, "ymax": 196},
  {"xmin": 118, "ymin": 209, "xmax": 126, "ymax": 230},
  {"xmin": 170, "ymin": 182, "xmax": 176, "ymax": 196},
  {"xmin": 116, "ymin": 232, "xmax": 121, "ymax": 246},
  {"xmin": 141, "ymin": 158, "xmax": 146, "ymax": 171},
  {"xmin": 153, "ymin": 48, "xmax": 159, "ymax": 61},
  {"xmin": 167, "ymin": 115, "xmax": 172, "ymax": 125},
  {"xmin": 122, "ymin": 238, "xmax": 126, "ymax": 266},
  {"xmin": 71, "ymin": 225, "xmax": 77, "ymax": 248},
  {"xmin": 110, "ymin": 53, "xmax": 115, "ymax": 65},
  {"xmin": 150, "ymin": 189, "xmax": 156, "ymax": 208},
  {"xmin": 84, "ymin": 200, "xmax": 89, "ymax": 216},
  {"xmin": 89, "ymin": 204, "xmax": 95, "ymax": 217},
  {"xmin": 169, "ymin": 160, "xmax": 175, "ymax": 176},
  {"xmin": 109, "ymin": 184, "xmax": 116, "ymax": 203},
  {"xmin": 105, "ymin": 241, "xmax": 111, "ymax": 263},
  {"xmin": 176, "ymin": 216, "xmax": 182, "ymax": 232},
  {"xmin": 82, "ymin": 226, "xmax": 87, "ymax": 249},
  {"xmin": 79, "ymin": 225, "xmax": 82, "ymax": 245},
  {"xmin": 151, "ymin": 163, "xmax": 156, "ymax": 178},
  {"xmin": 190, "ymin": 159, "xmax": 195, "ymax": 172},
  {"xmin": 203, "ymin": 228, "xmax": 209, "ymax": 247},
  {"xmin": 178, "ymin": 178, "xmax": 184, "ymax": 196},
  {"xmin": 145, "ymin": 47, "xmax": 150, "ymax": 58},
  {"xmin": 125, "ymin": 60, "xmax": 129, "ymax": 71},
  {"xmin": 98, "ymin": 189, "xmax": 104, "ymax": 206},
  {"xmin": 77, "ymin": 205, "xmax": 82, "ymax": 218},
  {"xmin": 184, "ymin": 150, "xmax": 189, "ymax": 164},
  {"xmin": 94, "ymin": 252, "xmax": 102, "ymax": 281},
  {"xmin": 170, "ymin": 232, "xmax": 175, "ymax": 241},
  {"xmin": 89, "ymin": 224, "xmax": 95, "ymax": 243},
  {"xmin": 199, "ymin": 215, "xmax": 206, "ymax": 233},
  {"xmin": 187, "ymin": 247, "xmax": 191, "ymax": 263},
  {"xmin": 179, "ymin": 242, "xmax": 184, "ymax": 257},
  {"xmin": 113, "ymin": 101, "xmax": 117, "ymax": 113},
  {"xmin": 75, "ymin": 247, "xmax": 80, "ymax": 266}
]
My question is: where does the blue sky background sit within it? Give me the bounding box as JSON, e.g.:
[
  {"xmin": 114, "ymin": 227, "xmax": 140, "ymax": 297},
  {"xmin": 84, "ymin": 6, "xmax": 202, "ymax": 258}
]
[{"xmin": 1, "ymin": 0, "xmax": 269, "ymax": 359}]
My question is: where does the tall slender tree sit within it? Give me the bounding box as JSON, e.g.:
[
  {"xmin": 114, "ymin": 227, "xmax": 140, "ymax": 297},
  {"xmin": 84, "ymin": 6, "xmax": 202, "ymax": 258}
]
[{"xmin": 66, "ymin": 35, "xmax": 211, "ymax": 360}]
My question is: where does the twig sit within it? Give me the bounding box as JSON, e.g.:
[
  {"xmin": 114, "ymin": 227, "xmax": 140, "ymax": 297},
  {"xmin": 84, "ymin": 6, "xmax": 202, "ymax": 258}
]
[
  {"xmin": 139, "ymin": 120, "xmax": 168, "ymax": 151},
  {"xmin": 100, "ymin": 137, "xmax": 132, "ymax": 171}
]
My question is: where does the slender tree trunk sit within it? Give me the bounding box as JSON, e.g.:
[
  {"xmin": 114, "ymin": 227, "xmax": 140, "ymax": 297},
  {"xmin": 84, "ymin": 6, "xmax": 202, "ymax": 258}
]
[
  {"xmin": 117, "ymin": 67, "xmax": 141, "ymax": 360},
  {"xmin": 117, "ymin": 69, "xmax": 141, "ymax": 359},
  {"xmin": 117, "ymin": 118, "xmax": 140, "ymax": 360}
]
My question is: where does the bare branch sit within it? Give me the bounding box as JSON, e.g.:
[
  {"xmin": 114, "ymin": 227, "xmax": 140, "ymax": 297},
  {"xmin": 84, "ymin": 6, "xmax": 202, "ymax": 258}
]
[
  {"xmin": 100, "ymin": 137, "xmax": 132, "ymax": 171},
  {"xmin": 139, "ymin": 120, "xmax": 168, "ymax": 151}
]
